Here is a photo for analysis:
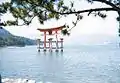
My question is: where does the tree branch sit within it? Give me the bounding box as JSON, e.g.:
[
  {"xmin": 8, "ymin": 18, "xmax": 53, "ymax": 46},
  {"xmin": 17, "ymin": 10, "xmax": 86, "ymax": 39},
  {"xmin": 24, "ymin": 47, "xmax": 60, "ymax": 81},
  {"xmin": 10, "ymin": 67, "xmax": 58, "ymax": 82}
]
[
  {"xmin": 16, "ymin": 15, "xmax": 36, "ymax": 26},
  {"xmin": 54, "ymin": 7, "xmax": 116, "ymax": 15},
  {"xmin": 92, "ymin": 0, "xmax": 120, "ymax": 12}
]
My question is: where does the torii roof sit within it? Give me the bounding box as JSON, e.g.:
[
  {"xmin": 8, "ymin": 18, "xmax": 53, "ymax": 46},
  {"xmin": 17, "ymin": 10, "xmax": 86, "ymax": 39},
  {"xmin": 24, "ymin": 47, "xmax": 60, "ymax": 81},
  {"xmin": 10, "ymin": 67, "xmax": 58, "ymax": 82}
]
[{"xmin": 37, "ymin": 25, "xmax": 65, "ymax": 32}]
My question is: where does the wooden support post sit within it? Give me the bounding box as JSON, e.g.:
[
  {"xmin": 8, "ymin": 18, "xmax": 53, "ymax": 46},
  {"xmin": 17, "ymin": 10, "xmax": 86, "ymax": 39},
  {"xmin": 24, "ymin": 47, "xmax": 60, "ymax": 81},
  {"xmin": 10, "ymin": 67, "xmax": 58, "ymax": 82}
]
[
  {"xmin": 48, "ymin": 39, "xmax": 50, "ymax": 49},
  {"xmin": 44, "ymin": 31, "xmax": 47, "ymax": 52},
  {"xmin": 48, "ymin": 38, "xmax": 52, "ymax": 52},
  {"xmin": 51, "ymin": 38, "xmax": 53, "ymax": 51},
  {"xmin": 55, "ymin": 31, "xmax": 58, "ymax": 52},
  {"xmin": 60, "ymin": 38, "xmax": 63, "ymax": 52},
  {"xmin": 37, "ymin": 39, "xmax": 41, "ymax": 52}
]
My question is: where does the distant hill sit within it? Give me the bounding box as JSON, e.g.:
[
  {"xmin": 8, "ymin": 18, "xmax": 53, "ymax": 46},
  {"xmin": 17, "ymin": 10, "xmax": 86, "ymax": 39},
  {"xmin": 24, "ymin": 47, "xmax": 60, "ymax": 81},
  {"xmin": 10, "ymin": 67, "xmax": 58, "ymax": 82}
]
[
  {"xmin": 0, "ymin": 27, "xmax": 12, "ymax": 36},
  {"xmin": 0, "ymin": 27, "xmax": 36, "ymax": 47}
]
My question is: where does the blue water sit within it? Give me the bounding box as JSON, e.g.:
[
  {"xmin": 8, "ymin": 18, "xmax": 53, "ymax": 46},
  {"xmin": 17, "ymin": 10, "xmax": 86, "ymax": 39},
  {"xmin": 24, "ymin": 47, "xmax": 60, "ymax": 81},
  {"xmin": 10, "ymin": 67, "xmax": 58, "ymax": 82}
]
[{"xmin": 0, "ymin": 45, "xmax": 120, "ymax": 83}]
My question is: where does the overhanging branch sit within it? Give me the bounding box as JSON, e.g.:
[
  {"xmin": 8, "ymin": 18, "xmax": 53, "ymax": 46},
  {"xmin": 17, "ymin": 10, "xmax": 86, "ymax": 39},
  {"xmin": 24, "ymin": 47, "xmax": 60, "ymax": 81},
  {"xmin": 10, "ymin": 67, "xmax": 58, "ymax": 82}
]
[
  {"xmin": 58, "ymin": 7, "xmax": 116, "ymax": 15},
  {"xmin": 93, "ymin": 0, "xmax": 120, "ymax": 12}
]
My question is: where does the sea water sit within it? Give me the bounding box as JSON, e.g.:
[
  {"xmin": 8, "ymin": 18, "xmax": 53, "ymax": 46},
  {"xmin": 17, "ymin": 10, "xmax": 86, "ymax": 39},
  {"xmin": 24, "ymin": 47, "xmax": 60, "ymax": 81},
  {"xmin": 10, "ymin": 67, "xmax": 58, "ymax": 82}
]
[{"xmin": 0, "ymin": 44, "xmax": 120, "ymax": 83}]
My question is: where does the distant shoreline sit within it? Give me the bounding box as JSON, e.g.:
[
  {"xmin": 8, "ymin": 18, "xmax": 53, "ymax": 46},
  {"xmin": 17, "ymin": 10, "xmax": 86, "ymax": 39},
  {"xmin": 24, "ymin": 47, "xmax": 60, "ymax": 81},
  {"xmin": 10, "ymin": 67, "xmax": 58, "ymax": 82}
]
[
  {"xmin": 0, "ymin": 44, "xmax": 36, "ymax": 48},
  {"xmin": 2, "ymin": 78, "xmax": 36, "ymax": 83}
]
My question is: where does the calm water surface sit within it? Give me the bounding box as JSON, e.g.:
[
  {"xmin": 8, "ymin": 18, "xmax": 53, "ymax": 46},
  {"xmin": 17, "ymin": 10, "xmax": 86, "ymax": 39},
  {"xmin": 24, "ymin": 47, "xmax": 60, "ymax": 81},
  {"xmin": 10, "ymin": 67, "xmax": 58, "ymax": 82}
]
[{"xmin": 0, "ymin": 45, "xmax": 120, "ymax": 83}]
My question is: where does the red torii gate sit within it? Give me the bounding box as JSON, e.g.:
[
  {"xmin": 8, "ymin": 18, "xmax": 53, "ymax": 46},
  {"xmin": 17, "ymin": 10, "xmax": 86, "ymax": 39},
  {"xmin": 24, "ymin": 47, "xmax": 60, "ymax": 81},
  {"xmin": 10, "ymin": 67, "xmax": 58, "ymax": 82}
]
[{"xmin": 37, "ymin": 25, "xmax": 65, "ymax": 52}]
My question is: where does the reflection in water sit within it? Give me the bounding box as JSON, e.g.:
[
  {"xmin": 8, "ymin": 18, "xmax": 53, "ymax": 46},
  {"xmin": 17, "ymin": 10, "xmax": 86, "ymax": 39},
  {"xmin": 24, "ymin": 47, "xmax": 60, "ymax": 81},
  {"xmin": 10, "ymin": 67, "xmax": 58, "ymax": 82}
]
[
  {"xmin": 37, "ymin": 50, "xmax": 63, "ymax": 56},
  {"xmin": 35, "ymin": 50, "xmax": 64, "ymax": 82}
]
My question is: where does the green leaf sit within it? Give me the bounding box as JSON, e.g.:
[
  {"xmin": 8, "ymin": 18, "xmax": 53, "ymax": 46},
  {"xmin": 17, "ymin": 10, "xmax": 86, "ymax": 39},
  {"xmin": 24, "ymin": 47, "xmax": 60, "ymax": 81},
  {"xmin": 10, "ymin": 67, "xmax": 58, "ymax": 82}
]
[{"xmin": 61, "ymin": 29, "xmax": 70, "ymax": 35}]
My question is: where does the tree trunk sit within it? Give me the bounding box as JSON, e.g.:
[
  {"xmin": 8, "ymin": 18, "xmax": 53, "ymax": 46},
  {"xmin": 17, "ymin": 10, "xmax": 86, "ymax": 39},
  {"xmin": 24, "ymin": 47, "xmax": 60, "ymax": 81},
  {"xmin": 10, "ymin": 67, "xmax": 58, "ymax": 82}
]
[
  {"xmin": 118, "ymin": 12, "xmax": 120, "ymax": 37},
  {"xmin": 118, "ymin": 12, "xmax": 120, "ymax": 47},
  {"xmin": 0, "ymin": 74, "xmax": 2, "ymax": 83}
]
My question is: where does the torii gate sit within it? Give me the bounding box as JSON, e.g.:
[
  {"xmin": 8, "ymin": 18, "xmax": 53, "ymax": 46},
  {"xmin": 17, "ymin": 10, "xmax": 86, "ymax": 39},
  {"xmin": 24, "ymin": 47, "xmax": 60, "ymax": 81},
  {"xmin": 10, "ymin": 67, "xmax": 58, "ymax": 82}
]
[{"xmin": 37, "ymin": 25, "xmax": 65, "ymax": 52}]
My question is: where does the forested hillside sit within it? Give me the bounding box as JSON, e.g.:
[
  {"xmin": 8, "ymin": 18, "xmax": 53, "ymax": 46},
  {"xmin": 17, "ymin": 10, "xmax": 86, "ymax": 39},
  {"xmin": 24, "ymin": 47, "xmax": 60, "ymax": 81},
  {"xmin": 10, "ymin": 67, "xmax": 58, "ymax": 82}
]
[{"xmin": 0, "ymin": 27, "xmax": 36, "ymax": 47}]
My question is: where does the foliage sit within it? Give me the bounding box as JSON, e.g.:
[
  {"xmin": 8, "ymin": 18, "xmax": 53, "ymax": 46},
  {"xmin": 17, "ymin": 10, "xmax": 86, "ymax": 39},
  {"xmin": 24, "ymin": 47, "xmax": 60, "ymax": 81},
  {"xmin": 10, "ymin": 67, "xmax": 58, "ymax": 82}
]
[{"xmin": 0, "ymin": 0, "xmax": 120, "ymax": 35}]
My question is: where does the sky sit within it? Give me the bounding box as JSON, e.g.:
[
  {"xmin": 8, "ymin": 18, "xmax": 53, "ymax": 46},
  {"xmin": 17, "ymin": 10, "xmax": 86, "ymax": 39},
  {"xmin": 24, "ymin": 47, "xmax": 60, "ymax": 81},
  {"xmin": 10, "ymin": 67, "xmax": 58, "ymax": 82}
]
[{"xmin": 0, "ymin": 0, "xmax": 119, "ymax": 45}]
